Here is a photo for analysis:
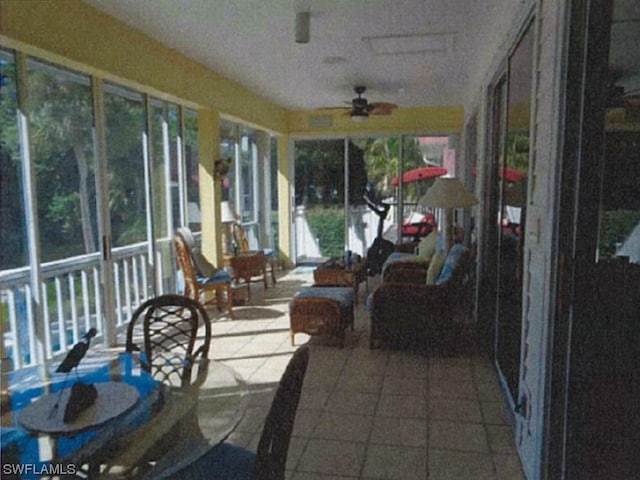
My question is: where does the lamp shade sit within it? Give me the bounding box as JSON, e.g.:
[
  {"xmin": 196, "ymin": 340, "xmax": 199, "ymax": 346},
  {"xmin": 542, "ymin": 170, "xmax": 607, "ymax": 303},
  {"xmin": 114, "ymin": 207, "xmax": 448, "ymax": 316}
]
[
  {"xmin": 220, "ymin": 201, "xmax": 238, "ymax": 223},
  {"xmin": 418, "ymin": 177, "xmax": 478, "ymax": 209}
]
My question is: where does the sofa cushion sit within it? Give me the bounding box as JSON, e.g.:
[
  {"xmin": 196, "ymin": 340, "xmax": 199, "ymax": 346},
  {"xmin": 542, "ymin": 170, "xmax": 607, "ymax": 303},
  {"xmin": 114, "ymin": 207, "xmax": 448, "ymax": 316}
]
[
  {"xmin": 436, "ymin": 244, "xmax": 469, "ymax": 285},
  {"xmin": 417, "ymin": 231, "xmax": 438, "ymax": 259},
  {"xmin": 426, "ymin": 253, "xmax": 446, "ymax": 285}
]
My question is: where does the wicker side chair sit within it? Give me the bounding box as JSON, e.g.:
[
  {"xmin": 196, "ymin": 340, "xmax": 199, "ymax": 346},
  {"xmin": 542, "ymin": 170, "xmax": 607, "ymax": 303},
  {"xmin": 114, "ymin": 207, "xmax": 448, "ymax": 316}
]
[
  {"xmin": 174, "ymin": 229, "xmax": 234, "ymax": 320},
  {"xmin": 232, "ymin": 222, "xmax": 277, "ymax": 286},
  {"xmin": 125, "ymin": 294, "xmax": 211, "ymax": 388},
  {"xmin": 229, "ymin": 251, "xmax": 267, "ymax": 301}
]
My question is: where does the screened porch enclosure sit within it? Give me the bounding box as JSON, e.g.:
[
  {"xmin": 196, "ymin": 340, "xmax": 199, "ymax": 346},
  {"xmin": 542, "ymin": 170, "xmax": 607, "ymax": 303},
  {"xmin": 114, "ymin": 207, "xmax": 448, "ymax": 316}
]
[
  {"xmin": 0, "ymin": 50, "xmax": 200, "ymax": 369},
  {"xmin": 292, "ymin": 135, "xmax": 458, "ymax": 264}
]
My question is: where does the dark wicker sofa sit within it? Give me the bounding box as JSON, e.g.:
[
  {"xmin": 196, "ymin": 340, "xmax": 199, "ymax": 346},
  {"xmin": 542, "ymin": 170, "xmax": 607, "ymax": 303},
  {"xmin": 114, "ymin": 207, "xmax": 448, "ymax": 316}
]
[{"xmin": 369, "ymin": 245, "xmax": 473, "ymax": 351}]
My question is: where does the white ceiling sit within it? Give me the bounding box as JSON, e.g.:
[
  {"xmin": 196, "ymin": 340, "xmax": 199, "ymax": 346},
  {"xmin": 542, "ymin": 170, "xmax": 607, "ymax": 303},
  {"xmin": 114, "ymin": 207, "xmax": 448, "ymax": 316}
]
[{"xmin": 83, "ymin": 0, "xmax": 525, "ymax": 112}]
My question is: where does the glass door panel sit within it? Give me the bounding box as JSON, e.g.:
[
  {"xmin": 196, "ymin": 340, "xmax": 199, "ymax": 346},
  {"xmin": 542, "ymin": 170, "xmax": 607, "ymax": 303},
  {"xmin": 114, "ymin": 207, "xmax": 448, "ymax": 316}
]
[
  {"xmin": 495, "ymin": 21, "xmax": 533, "ymax": 403},
  {"xmin": 294, "ymin": 139, "xmax": 345, "ymax": 263},
  {"xmin": 26, "ymin": 59, "xmax": 98, "ymax": 355},
  {"xmin": 104, "ymin": 82, "xmax": 153, "ymax": 309}
]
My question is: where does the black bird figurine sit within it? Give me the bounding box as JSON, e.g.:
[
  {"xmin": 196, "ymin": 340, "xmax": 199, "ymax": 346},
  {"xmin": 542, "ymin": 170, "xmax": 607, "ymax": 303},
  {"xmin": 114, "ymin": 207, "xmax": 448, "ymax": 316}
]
[
  {"xmin": 56, "ymin": 328, "xmax": 97, "ymax": 374},
  {"xmin": 50, "ymin": 328, "xmax": 98, "ymax": 419}
]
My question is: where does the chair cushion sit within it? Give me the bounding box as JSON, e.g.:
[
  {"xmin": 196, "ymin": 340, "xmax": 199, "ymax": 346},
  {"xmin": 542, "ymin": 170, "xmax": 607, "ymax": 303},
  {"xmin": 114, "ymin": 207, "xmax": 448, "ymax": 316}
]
[
  {"xmin": 417, "ymin": 231, "xmax": 438, "ymax": 259},
  {"xmin": 168, "ymin": 442, "xmax": 256, "ymax": 480},
  {"xmin": 197, "ymin": 269, "xmax": 232, "ymax": 285},
  {"xmin": 436, "ymin": 244, "xmax": 469, "ymax": 285},
  {"xmin": 191, "ymin": 247, "xmax": 219, "ymax": 278},
  {"xmin": 426, "ymin": 253, "xmax": 446, "ymax": 285},
  {"xmin": 294, "ymin": 287, "xmax": 354, "ymax": 318}
]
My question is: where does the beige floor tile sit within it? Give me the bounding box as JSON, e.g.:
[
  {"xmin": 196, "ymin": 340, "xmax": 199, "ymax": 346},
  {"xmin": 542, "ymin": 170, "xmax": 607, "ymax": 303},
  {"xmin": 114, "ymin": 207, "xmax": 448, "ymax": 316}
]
[
  {"xmin": 313, "ymin": 412, "xmax": 374, "ymax": 442},
  {"xmin": 370, "ymin": 416, "xmax": 428, "ymax": 447},
  {"xmin": 493, "ymin": 453, "xmax": 526, "ymax": 479},
  {"xmin": 428, "ymin": 380, "xmax": 477, "ymax": 400},
  {"xmin": 326, "ymin": 391, "xmax": 379, "ymax": 416},
  {"xmin": 486, "ymin": 425, "xmax": 517, "ymax": 454},
  {"xmin": 292, "ymin": 408, "xmax": 322, "ymax": 437},
  {"xmin": 376, "ymin": 394, "xmax": 428, "ymax": 419},
  {"xmin": 382, "ymin": 376, "xmax": 428, "ymax": 396},
  {"xmin": 286, "ymin": 436, "xmax": 309, "ymax": 471},
  {"xmin": 481, "ymin": 401, "xmax": 513, "ymax": 425},
  {"xmin": 290, "ymin": 472, "xmax": 353, "ymax": 480},
  {"xmin": 335, "ymin": 373, "xmax": 384, "ymax": 394},
  {"xmin": 386, "ymin": 353, "xmax": 429, "ymax": 378},
  {"xmin": 299, "ymin": 387, "xmax": 331, "ymax": 410},
  {"xmin": 429, "ymin": 421, "xmax": 490, "ymax": 453},
  {"xmin": 204, "ymin": 270, "xmax": 524, "ymax": 479},
  {"xmin": 362, "ymin": 444, "xmax": 428, "ymax": 480},
  {"xmin": 429, "ymin": 398, "xmax": 483, "ymax": 423},
  {"xmin": 475, "ymin": 380, "xmax": 504, "ymax": 402},
  {"xmin": 429, "ymin": 363, "xmax": 474, "ymax": 382},
  {"xmin": 428, "ymin": 449, "xmax": 496, "ymax": 480},
  {"xmin": 297, "ymin": 439, "xmax": 366, "ymax": 476}
]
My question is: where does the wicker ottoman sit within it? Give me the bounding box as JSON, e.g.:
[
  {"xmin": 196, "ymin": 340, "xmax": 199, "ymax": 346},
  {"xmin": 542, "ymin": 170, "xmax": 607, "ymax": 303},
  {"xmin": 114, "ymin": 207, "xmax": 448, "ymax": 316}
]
[{"xmin": 289, "ymin": 287, "xmax": 355, "ymax": 346}]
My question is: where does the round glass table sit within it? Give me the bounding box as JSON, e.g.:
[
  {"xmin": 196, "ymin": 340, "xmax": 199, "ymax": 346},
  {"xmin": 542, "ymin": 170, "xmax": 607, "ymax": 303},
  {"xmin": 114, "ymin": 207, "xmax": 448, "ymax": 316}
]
[{"xmin": 1, "ymin": 351, "xmax": 249, "ymax": 479}]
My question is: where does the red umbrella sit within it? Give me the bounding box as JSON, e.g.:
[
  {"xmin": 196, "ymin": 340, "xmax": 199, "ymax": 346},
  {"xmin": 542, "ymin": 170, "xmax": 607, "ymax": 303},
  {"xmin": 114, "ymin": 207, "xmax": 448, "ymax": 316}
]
[
  {"xmin": 391, "ymin": 166, "xmax": 447, "ymax": 186},
  {"xmin": 472, "ymin": 166, "xmax": 526, "ymax": 183}
]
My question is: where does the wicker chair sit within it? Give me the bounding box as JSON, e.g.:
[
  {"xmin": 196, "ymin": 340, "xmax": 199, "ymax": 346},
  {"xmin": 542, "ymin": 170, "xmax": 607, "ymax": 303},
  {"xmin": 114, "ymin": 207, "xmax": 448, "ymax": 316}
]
[
  {"xmin": 125, "ymin": 294, "xmax": 211, "ymax": 388},
  {"xmin": 162, "ymin": 346, "xmax": 310, "ymax": 480},
  {"xmin": 174, "ymin": 229, "xmax": 234, "ymax": 319},
  {"xmin": 229, "ymin": 251, "xmax": 267, "ymax": 301},
  {"xmin": 232, "ymin": 222, "xmax": 277, "ymax": 286}
]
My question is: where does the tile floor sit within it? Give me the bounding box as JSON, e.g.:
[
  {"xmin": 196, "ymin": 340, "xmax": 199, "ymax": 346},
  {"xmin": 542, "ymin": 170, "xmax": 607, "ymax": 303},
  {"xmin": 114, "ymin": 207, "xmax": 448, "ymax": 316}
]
[{"xmin": 205, "ymin": 268, "xmax": 527, "ymax": 480}]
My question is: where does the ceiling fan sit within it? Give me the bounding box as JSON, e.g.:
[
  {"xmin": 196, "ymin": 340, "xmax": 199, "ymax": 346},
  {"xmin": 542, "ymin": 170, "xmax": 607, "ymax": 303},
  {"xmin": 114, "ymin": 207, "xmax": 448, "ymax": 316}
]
[{"xmin": 325, "ymin": 86, "xmax": 398, "ymax": 121}]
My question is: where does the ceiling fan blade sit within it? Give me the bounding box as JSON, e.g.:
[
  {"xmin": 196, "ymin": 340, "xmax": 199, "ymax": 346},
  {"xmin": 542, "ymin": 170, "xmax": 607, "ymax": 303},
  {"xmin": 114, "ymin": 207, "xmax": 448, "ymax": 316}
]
[{"xmin": 369, "ymin": 102, "xmax": 398, "ymax": 115}]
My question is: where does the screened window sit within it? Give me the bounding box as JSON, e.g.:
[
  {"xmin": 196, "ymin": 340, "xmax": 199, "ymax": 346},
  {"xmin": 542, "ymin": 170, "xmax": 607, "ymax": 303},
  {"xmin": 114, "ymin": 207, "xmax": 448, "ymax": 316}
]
[
  {"xmin": 26, "ymin": 59, "xmax": 96, "ymax": 262},
  {"xmin": 0, "ymin": 49, "xmax": 27, "ymax": 270}
]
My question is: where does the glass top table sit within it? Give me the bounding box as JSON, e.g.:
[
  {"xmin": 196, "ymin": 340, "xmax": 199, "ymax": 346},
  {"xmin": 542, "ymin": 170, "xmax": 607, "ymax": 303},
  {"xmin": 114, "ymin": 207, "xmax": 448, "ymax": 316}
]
[{"xmin": 0, "ymin": 350, "xmax": 249, "ymax": 479}]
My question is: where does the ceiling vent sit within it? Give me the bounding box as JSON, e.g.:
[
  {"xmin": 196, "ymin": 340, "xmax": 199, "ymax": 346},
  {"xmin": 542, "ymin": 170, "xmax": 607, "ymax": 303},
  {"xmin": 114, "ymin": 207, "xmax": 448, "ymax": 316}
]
[{"xmin": 364, "ymin": 33, "xmax": 456, "ymax": 56}]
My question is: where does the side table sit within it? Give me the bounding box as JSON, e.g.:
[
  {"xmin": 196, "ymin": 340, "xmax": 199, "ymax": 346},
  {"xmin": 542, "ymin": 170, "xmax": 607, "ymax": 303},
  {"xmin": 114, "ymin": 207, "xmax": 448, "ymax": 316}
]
[{"xmin": 313, "ymin": 259, "xmax": 368, "ymax": 303}]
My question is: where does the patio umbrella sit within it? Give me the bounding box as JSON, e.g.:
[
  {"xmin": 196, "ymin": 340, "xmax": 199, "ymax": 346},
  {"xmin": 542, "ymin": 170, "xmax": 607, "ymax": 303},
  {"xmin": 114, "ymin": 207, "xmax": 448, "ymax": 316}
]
[{"xmin": 391, "ymin": 166, "xmax": 447, "ymax": 186}]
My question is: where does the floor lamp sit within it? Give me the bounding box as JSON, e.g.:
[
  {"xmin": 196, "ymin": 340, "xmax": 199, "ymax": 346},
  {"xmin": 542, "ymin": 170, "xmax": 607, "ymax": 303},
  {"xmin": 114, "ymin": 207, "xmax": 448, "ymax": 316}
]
[{"xmin": 419, "ymin": 177, "xmax": 478, "ymax": 252}]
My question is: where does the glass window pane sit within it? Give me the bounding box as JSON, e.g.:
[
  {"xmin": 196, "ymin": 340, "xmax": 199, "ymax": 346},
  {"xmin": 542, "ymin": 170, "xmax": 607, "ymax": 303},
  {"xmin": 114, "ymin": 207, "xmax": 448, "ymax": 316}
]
[
  {"xmin": 0, "ymin": 49, "xmax": 27, "ymax": 270},
  {"xmin": 294, "ymin": 139, "xmax": 346, "ymax": 261},
  {"xmin": 104, "ymin": 82, "xmax": 146, "ymax": 248},
  {"xmin": 151, "ymin": 98, "xmax": 169, "ymax": 239},
  {"xmin": 184, "ymin": 108, "xmax": 200, "ymax": 232},
  {"xmin": 169, "ymin": 104, "xmax": 181, "ymax": 231},
  {"xmin": 239, "ymin": 128, "xmax": 256, "ymax": 224},
  {"xmin": 26, "ymin": 59, "xmax": 96, "ymax": 262},
  {"xmin": 598, "ymin": 1, "xmax": 640, "ymax": 263}
]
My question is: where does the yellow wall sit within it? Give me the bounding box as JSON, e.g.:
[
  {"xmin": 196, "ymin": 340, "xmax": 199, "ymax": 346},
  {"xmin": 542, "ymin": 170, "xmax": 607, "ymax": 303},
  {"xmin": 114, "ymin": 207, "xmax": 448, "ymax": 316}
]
[
  {"xmin": 0, "ymin": 0, "xmax": 289, "ymax": 133},
  {"xmin": 288, "ymin": 106, "xmax": 464, "ymax": 136}
]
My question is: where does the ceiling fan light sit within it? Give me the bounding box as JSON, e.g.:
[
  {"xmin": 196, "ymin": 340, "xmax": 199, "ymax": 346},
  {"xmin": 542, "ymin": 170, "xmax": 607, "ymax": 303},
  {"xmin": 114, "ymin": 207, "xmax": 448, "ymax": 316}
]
[{"xmin": 295, "ymin": 12, "xmax": 310, "ymax": 44}]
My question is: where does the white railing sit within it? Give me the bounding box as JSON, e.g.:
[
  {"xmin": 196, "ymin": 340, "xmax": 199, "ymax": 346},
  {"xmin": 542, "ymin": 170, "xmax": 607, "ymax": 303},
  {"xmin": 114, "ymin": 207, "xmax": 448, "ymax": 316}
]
[{"xmin": 0, "ymin": 239, "xmax": 175, "ymax": 370}]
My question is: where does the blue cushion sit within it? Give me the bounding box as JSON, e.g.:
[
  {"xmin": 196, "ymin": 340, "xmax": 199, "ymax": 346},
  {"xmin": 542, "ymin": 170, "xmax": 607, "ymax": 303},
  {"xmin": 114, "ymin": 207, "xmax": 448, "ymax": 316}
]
[
  {"xmin": 436, "ymin": 244, "xmax": 468, "ymax": 285},
  {"xmin": 197, "ymin": 269, "xmax": 232, "ymax": 285},
  {"xmin": 168, "ymin": 443, "xmax": 255, "ymax": 480},
  {"xmin": 294, "ymin": 287, "xmax": 354, "ymax": 318}
]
